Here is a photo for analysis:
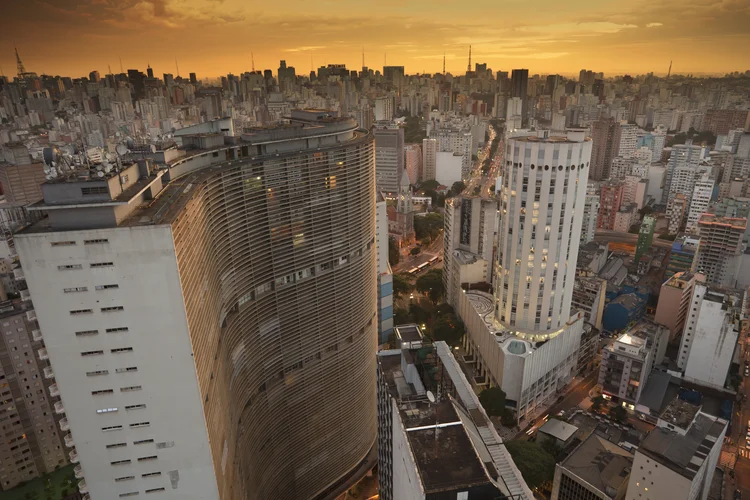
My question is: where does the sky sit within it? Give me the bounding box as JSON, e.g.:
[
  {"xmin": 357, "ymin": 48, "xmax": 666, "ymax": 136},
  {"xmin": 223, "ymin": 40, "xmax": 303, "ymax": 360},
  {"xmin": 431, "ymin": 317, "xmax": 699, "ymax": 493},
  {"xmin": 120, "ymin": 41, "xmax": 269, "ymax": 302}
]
[{"xmin": 1, "ymin": 0, "xmax": 749, "ymax": 79}]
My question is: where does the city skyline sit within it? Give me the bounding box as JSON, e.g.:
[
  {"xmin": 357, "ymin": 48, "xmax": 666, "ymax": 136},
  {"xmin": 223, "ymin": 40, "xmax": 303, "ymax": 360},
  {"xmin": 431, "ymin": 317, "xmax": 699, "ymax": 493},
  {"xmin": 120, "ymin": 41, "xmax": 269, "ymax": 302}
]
[{"xmin": 2, "ymin": 0, "xmax": 750, "ymax": 78}]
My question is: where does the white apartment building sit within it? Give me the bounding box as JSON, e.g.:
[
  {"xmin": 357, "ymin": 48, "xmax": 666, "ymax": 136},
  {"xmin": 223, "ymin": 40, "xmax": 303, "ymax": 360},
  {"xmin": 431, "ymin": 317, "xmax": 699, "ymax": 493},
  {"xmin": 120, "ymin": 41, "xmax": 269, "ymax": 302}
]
[
  {"xmin": 457, "ymin": 129, "xmax": 592, "ymax": 420},
  {"xmin": 580, "ymin": 193, "xmax": 599, "ymax": 246},
  {"xmin": 374, "ymin": 96, "xmax": 394, "ymax": 121},
  {"xmin": 685, "ymin": 179, "xmax": 714, "ymax": 233},
  {"xmin": 616, "ymin": 122, "xmax": 639, "ymax": 159},
  {"xmin": 626, "ymin": 398, "xmax": 727, "ymax": 500},
  {"xmin": 676, "ymin": 284, "xmax": 743, "ymax": 389}
]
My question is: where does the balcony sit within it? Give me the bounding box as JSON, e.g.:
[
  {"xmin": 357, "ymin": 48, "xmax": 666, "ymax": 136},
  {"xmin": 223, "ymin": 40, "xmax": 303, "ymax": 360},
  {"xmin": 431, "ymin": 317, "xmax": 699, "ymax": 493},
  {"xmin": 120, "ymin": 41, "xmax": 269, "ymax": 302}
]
[
  {"xmin": 78, "ymin": 480, "xmax": 88, "ymax": 494},
  {"xmin": 49, "ymin": 383, "xmax": 60, "ymax": 397},
  {"xmin": 38, "ymin": 348, "xmax": 49, "ymax": 360},
  {"xmin": 43, "ymin": 366, "xmax": 54, "ymax": 379},
  {"xmin": 13, "ymin": 267, "xmax": 25, "ymax": 281},
  {"xmin": 54, "ymin": 401, "xmax": 65, "ymax": 415},
  {"xmin": 64, "ymin": 433, "xmax": 75, "ymax": 448},
  {"xmin": 69, "ymin": 449, "xmax": 79, "ymax": 463},
  {"xmin": 59, "ymin": 418, "xmax": 69, "ymax": 431},
  {"xmin": 32, "ymin": 329, "xmax": 43, "ymax": 342},
  {"xmin": 74, "ymin": 465, "xmax": 84, "ymax": 479},
  {"xmin": 20, "ymin": 289, "xmax": 31, "ymax": 301},
  {"xmin": 27, "ymin": 310, "xmax": 37, "ymax": 322}
]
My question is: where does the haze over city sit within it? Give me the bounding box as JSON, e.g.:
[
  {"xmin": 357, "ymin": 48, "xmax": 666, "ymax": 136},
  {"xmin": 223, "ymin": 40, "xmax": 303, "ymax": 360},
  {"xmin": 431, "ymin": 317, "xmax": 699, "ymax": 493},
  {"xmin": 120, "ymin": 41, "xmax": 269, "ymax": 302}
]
[{"xmin": 2, "ymin": 0, "xmax": 750, "ymax": 77}]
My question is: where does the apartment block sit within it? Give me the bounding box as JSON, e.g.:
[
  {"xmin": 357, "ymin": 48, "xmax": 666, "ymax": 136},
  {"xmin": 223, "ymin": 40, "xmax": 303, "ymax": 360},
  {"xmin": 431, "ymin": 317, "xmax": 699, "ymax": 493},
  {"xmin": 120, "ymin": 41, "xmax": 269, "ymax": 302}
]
[
  {"xmin": 694, "ymin": 214, "xmax": 746, "ymax": 286},
  {"xmin": 654, "ymin": 272, "xmax": 702, "ymax": 341}
]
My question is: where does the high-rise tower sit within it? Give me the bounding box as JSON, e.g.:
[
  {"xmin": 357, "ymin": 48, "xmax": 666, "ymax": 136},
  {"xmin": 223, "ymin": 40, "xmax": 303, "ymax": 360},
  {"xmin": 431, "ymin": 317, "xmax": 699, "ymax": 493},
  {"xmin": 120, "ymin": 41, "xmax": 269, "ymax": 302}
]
[{"xmin": 15, "ymin": 112, "xmax": 378, "ymax": 500}]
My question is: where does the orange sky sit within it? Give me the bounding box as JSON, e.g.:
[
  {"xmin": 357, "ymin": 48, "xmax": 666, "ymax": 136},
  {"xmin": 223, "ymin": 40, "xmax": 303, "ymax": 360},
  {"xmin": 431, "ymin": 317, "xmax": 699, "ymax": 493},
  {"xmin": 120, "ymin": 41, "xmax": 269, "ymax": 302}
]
[{"xmin": 2, "ymin": 0, "xmax": 749, "ymax": 79}]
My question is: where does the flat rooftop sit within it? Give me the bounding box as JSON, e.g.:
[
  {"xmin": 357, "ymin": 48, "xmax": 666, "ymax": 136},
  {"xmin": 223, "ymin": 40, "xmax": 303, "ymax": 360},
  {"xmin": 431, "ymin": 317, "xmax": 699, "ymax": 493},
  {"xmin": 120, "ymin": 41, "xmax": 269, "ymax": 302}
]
[
  {"xmin": 539, "ymin": 419, "xmax": 578, "ymax": 442},
  {"xmin": 659, "ymin": 397, "xmax": 700, "ymax": 428},
  {"xmin": 394, "ymin": 324, "xmax": 423, "ymax": 343},
  {"xmin": 559, "ymin": 434, "xmax": 633, "ymax": 495}
]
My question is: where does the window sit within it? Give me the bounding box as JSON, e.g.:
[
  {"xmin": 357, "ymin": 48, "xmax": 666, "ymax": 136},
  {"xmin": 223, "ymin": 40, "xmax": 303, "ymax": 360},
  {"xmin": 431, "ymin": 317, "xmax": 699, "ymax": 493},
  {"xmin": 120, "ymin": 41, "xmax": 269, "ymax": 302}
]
[
  {"xmin": 138, "ymin": 455, "xmax": 157, "ymax": 462},
  {"xmin": 115, "ymin": 476, "xmax": 135, "ymax": 482},
  {"xmin": 63, "ymin": 287, "xmax": 88, "ymax": 293},
  {"xmin": 84, "ymin": 239, "xmax": 109, "ymax": 244},
  {"xmin": 70, "ymin": 309, "xmax": 93, "ymax": 315},
  {"xmin": 107, "ymin": 327, "xmax": 129, "ymax": 333},
  {"xmin": 58, "ymin": 265, "xmax": 82, "ymax": 271},
  {"xmin": 146, "ymin": 488, "xmax": 165, "ymax": 493},
  {"xmin": 130, "ymin": 422, "xmax": 150, "ymax": 429},
  {"xmin": 125, "ymin": 404, "xmax": 146, "ymax": 411},
  {"xmin": 102, "ymin": 306, "xmax": 125, "ymax": 312},
  {"xmin": 116, "ymin": 367, "xmax": 138, "ymax": 373},
  {"xmin": 92, "ymin": 389, "xmax": 114, "ymax": 395},
  {"xmin": 96, "ymin": 284, "xmax": 119, "ymax": 290},
  {"xmin": 111, "ymin": 459, "xmax": 131, "ymax": 465},
  {"xmin": 134, "ymin": 439, "xmax": 154, "ymax": 445},
  {"xmin": 90, "ymin": 262, "xmax": 114, "ymax": 268},
  {"xmin": 81, "ymin": 350, "xmax": 104, "ymax": 357},
  {"xmin": 81, "ymin": 186, "xmax": 108, "ymax": 195},
  {"xmin": 119, "ymin": 493, "xmax": 139, "ymax": 498},
  {"xmin": 76, "ymin": 330, "xmax": 99, "ymax": 336},
  {"xmin": 121, "ymin": 385, "xmax": 142, "ymax": 392},
  {"xmin": 51, "ymin": 241, "xmax": 76, "ymax": 246},
  {"xmin": 101, "ymin": 425, "xmax": 123, "ymax": 432},
  {"xmin": 96, "ymin": 407, "xmax": 118, "ymax": 414},
  {"xmin": 86, "ymin": 370, "xmax": 109, "ymax": 377},
  {"xmin": 106, "ymin": 443, "xmax": 126, "ymax": 449},
  {"xmin": 111, "ymin": 347, "xmax": 134, "ymax": 354},
  {"xmin": 142, "ymin": 472, "xmax": 161, "ymax": 477}
]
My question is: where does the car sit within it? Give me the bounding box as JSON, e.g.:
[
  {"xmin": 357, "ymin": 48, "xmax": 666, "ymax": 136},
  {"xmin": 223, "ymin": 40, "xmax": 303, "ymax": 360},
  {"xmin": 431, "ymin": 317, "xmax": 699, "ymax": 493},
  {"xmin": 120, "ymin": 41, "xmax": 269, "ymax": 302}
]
[{"xmin": 557, "ymin": 410, "xmax": 565, "ymax": 417}]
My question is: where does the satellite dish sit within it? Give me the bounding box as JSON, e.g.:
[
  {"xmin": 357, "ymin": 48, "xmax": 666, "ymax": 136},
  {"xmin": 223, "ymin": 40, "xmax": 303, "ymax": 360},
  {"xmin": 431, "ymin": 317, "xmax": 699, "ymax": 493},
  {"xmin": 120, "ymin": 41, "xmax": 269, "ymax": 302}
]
[
  {"xmin": 97, "ymin": 171, "xmax": 105, "ymax": 178},
  {"xmin": 116, "ymin": 144, "xmax": 129, "ymax": 156},
  {"xmin": 426, "ymin": 391, "xmax": 436, "ymax": 403}
]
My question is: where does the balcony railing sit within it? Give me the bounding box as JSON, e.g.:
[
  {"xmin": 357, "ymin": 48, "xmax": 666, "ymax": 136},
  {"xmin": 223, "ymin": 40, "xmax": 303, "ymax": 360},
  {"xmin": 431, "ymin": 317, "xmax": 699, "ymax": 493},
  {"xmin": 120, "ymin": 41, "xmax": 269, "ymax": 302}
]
[
  {"xmin": 74, "ymin": 465, "xmax": 84, "ymax": 479},
  {"xmin": 54, "ymin": 401, "xmax": 65, "ymax": 415},
  {"xmin": 49, "ymin": 384, "xmax": 60, "ymax": 397},
  {"xmin": 78, "ymin": 480, "xmax": 88, "ymax": 494},
  {"xmin": 64, "ymin": 433, "xmax": 75, "ymax": 448},
  {"xmin": 32, "ymin": 329, "xmax": 43, "ymax": 342},
  {"xmin": 38, "ymin": 348, "xmax": 49, "ymax": 360},
  {"xmin": 26, "ymin": 310, "xmax": 37, "ymax": 322},
  {"xmin": 43, "ymin": 366, "xmax": 54, "ymax": 379},
  {"xmin": 59, "ymin": 418, "xmax": 69, "ymax": 431},
  {"xmin": 20, "ymin": 289, "xmax": 31, "ymax": 301},
  {"xmin": 69, "ymin": 449, "xmax": 79, "ymax": 463}
]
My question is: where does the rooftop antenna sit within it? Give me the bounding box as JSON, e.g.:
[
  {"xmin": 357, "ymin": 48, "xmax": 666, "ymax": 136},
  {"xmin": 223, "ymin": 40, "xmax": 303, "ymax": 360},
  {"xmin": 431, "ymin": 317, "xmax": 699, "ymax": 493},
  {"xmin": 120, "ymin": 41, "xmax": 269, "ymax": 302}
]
[
  {"xmin": 443, "ymin": 53, "xmax": 446, "ymax": 75},
  {"xmin": 15, "ymin": 45, "xmax": 26, "ymax": 77},
  {"xmin": 108, "ymin": 64, "xmax": 112, "ymax": 75},
  {"xmin": 667, "ymin": 60, "xmax": 672, "ymax": 79},
  {"xmin": 384, "ymin": 52, "xmax": 386, "ymax": 67},
  {"xmin": 362, "ymin": 46, "xmax": 365, "ymax": 70},
  {"xmin": 119, "ymin": 56, "xmax": 124, "ymax": 73},
  {"xmin": 467, "ymin": 45, "xmax": 471, "ymax": 73},
  {"xmin": 175, "ymin": 57, "xmax": 180, "ymax": 77},
  {"xmin": 251, "ymin": 52, "xmax": 255, "ymax": 72}
]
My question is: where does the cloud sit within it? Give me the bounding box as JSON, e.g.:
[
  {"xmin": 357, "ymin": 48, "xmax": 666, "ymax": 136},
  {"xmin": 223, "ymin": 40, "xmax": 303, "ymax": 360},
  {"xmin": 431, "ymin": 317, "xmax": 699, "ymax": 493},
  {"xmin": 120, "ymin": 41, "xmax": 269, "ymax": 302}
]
[
  {"xmin": 284, "ymin": 46, "xmax": 327, "ymax": 52},
  {"xmin": 646, "ymin": 22, "xmax": 663, "ymax": 27}
]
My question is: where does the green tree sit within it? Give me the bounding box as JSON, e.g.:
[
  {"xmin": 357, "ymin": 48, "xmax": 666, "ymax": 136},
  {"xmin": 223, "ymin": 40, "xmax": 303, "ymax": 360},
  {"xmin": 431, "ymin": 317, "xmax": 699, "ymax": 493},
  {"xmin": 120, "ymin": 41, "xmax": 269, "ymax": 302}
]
[
  {"xmin": 591, "ymin": 395, "xmax": 605, "ymax": 412},
  {"xmin": 500, "ymin": 408, "xmax": 517, "ymax": 428},
  {"xmin": 394, "ymin": 307, "xmax": 411, "ymax": 324},
  {"xmin": 541, "ymin": 438, "xmax": 564, "ymax": 460},
  {"xmin": 392, "ymin": 274, "xmax": 412, "ymax": 297},
  {"xmin": 413, "ymin": 213, "xmax": 444, "ymax": 240},
  {"xmin": 416, "ymin": 269, "xmax": 444, "ymax": 303},
  {"xmin": 410, "ymin": 247, "xmax": 421, "ymax": 256},
  {"xmin": 478, "ymin": 386, "xmax": 507, "ymax": 417},
  {"xmin": 451, "ymin": 181, "xmax": 466, "ymax": 195},
  {"xmin": 611, "ymin": 405, "xmax": 628, "ymax": 424},
  {"xmin": 408, "ymin": 304, "xmax": 430, "ymax": 325},
  {"xmin": 388, "ymin": 237, "xmax": 400, "ymax": 266},
  {"xmin": 420, "ymin": 179, "xmax": 441, "ymax": 191},
  {"xmin": 431, "ymin": 313, "xmax": 465, "ymax": 346},
  {"xmin": 505, "ymin": 440, "xmax": 556, "ymax": 490}
]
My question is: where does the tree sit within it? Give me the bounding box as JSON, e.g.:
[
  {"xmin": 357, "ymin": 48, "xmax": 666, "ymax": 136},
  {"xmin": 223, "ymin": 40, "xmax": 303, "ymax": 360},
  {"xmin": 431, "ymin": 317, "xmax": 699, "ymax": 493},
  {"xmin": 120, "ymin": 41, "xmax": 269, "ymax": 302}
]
[
  {"xmin": 611, "ymin": 405, "xmax": 628, "ymax": 424},
  {"xmin": 394, "ymin": 307, "xmax": 411, "ymax": 324},
  {"xmin": 392, "ymin": 274, "xmax": 412, "ymax": 297},
  {"xmin": 413, "ymin": 213, "xmax": 444, "ymax": 240},
  {"xmin": 410, "ymin": 247, "xmax": 421, "ymax": 256},
  {"xmin": 388, "ymin": 237, "xmax": 400, "ymax": 266},
  {"xmin": 420, "ymin": 179, "xmax": 441, "ymax": 191},
  {"xmin": 416, "ymin": 269, "xmax": 445, "ymax": 303},
  {"xmin": 540, "ymin": 438, "xmax": 564, "ymax": 460},
  {"xmin": 431, "ymin": 313, "xmax": 465, "ymax": 346},
  {"xmin": 451, "ymin": 181, "xmax": 466, "ymax": 195},
  {"xmin": 500, "ymin": 408, "xmax": 517, "ymax": 428},
  {"xmin": 591, "ymin": 395, "xmax": 605, "ymax": 412},
  {"xmin": 505, "ymin": 440, "xmax": 556, "ymax": 490},
  {"xmin": 479, "ymin": 387, "xmax": 507, "ymax": 417},
  {"xmin": 408, "ymin": 304, "xmax": 430, "ymax": 325}
]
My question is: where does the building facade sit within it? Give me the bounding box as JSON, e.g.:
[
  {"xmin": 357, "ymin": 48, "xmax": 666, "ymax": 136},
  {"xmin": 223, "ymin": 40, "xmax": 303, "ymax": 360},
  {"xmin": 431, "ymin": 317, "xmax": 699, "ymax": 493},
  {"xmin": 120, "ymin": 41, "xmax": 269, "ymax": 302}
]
[
  {"xmin": 374, "ymin": 125, "xmax": 405, "ymax": 194},
  {"xmin": 694, "ymin": 214, "xmax": 746, "ymax": 286},
  {"xmin": 597, "ymin": 181, "xmax": 624, "ymax": 231}
]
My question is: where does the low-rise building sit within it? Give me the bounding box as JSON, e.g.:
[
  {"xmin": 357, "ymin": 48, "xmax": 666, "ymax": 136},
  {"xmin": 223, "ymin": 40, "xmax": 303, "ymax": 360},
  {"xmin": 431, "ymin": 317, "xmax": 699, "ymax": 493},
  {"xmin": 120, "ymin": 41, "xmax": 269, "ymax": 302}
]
[
  {"xmin": 664, "ymin": 234, "xmax": 699, "ymax": 280},
  {"xmin": 654, "ymin": 272, "xmax": 703, "ymax": 341},
  {"xmin": 538, "ymin": 419, "xmax": 578, "ymax": 449}
]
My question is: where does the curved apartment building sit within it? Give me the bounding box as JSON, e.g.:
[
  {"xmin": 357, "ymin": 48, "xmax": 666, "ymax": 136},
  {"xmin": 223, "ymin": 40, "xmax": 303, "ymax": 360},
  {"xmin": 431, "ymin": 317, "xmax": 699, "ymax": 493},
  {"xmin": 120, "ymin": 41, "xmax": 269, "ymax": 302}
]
[{"xmin": 14, "ymin": 111, "xmax": 377, "ymax": 499}]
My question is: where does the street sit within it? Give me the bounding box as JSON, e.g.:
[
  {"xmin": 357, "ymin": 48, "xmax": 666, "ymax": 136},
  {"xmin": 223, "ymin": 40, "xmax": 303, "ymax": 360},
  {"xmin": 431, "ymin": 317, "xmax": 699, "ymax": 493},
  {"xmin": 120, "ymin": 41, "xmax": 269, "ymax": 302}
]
[
  {"xmin": 727, "ymin": 330, "xmax": 750, "ymax": 499},
  {"xmin": 392, "ymin": 231, "xmax": 444, "ymax": 274},
  {"xmin": 594, "ymin": 229, "xmax": 674, "ymax": 249}
]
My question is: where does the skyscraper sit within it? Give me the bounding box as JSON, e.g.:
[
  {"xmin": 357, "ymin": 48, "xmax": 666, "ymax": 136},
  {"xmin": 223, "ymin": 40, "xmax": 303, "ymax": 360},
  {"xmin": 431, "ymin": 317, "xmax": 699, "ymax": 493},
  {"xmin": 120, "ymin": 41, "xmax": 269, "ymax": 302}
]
[
  {"xmin": 374, "ymin": 125, "xmax": 404, "ymax": 194},
  {"xmin": 15, "ymin": 111, "xmax": 378, "ymax": 499},
  {"xmin": 694, "ymin": 214, "xmax": 746, "ymax": 286},
  {"xmin": 589, "ymin": 118, "xmax": 617, "ymax": 181},
  {"xmin": 421, "ymin": 138, "xmax": 437, "ymax": 181},
  {"xmin": 510, "ymin": 69, "xmax": 529, "ymax": 127}
]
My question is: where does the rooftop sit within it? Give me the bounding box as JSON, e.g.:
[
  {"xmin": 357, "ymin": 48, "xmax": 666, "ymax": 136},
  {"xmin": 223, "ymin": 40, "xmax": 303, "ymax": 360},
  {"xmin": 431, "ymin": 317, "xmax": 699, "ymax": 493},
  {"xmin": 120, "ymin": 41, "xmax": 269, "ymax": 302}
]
[
  {"xmin": 559, "ymin": 434, "xmax": 633, "ymax": 496},
  {"xmin": 659, "ymin": 397, "xmax": 700, "ymax": 429},
  {"xmin": 698, "ymin": 214, "xmax": 747, "ymax": 231},
  {"xmin": 538, "ymin": 419, "xmax": 578, "ymax": 442}
]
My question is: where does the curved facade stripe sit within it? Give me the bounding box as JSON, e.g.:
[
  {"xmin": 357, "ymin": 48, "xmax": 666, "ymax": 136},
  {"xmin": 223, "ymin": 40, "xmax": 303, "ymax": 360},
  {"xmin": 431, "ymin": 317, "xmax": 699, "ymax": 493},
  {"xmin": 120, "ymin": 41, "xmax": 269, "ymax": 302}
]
[{"xmin": 171, "ymin": 130, "xmax": 378, "ymax": 499}]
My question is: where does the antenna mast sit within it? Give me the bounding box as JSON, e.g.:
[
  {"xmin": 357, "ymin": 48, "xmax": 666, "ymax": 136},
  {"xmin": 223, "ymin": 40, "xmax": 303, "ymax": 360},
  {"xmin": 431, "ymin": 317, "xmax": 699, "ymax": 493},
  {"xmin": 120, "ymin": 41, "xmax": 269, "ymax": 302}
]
[
  {"xmin": 362, "ymin": 47, "xmax": 365, "ymax": 70},
  {"xmin": 15, "ymin": 46, "xmax": 26, "ymax": 77},
  {"xmin": 251, "ymin": 52, "xmax": 255, "ymax": 72},
  {"xmin": 467, "ymin": 45, "xmax": 471, "ymax": 73},
  {"xmin": 667, "ymin": 60, "xmax": 672, "ymax": 79},
  {"xmin": 443, "ymin": 53, "xmax": 446, "ymax": 75},
  {"xmin": 119, "ymin": 57, "xmax": 124, "ymax": 73}
]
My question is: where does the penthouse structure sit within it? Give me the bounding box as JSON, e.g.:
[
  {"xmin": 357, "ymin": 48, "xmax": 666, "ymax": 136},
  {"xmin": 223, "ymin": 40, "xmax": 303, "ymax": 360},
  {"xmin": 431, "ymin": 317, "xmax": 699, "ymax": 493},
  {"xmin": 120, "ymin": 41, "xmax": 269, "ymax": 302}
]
[{"xmin": 13, "ymin": 112, "xmax": 378, "ymax": 499}]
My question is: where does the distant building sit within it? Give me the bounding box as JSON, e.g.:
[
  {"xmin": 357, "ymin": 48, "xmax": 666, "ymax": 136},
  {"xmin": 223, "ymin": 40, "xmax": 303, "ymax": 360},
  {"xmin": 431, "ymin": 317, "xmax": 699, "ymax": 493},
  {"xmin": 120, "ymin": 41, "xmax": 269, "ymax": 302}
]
[
  {"xmin": 694, "ymin": 214, "xmax": 746, "ymax": 286},
  {"xmin": 551, "ymin": 433, "xmax": 633, "ymax": 500},
  {"xmin": 597, "ymin": 180, "xmax": 624, "ymax": 230},
  {"xmin": 404, "ymin": 143, "xmax": 422, "ymax": 184},
  {"xmin": 685, "ymin": 179, "xmax": 714, "ymax": 232},
  {"xmin": 376, "ymin": 340, "xmax": 533, "ymax": 500},
  {"xmin": 677, "ymin": 284, "xmax": 743, "ymax": 389},
  {"xmin": 664, "ymin": 234, "xmax": 699, "ymax": 279},
  {"xmin": 625, "ymin": 398, "xmax": 727, "ymax": 500},
  {"xmin": 421, "ymin": 138, "xmax": 437, "ymax": 181},
  {"xmin": 0, "ymin": 144, "xmax": 46, "ymax": 204},
  {"xmin": 666, "ymin": 193, "xmax": 688, "ymax": 234},
  {"xmin": 375, "ymin": 125, "xmax": 405, "ymax": 194},
  {"xmin": 581, "ymin": 192, "xmax": 600, "ymax": 245},
  {"xmin": 654, "ymin": 272, "xmax": 703, "ymax": 341},
  {"xmin": 702, "ymin": 109, "xmax": 750, "ymax": 136},
  {"xmin": 634, "ymin": 215, "xmax": 656, "ymax": 263},
  {"xmin": 590, "ymin": 118, "xmax": 618, "ymax": 181},
  {"xmin": 571, "ymin": 275, "xmax": 606, "ymax": 330}
]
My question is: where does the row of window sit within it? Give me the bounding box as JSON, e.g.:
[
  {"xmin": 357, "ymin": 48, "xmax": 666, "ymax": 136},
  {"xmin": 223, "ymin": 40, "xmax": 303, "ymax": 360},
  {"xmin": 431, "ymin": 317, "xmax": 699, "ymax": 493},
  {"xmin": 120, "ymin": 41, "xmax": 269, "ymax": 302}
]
[
  {"xmin": 97, "ymin": 404, "xmax": 146, "ymax": 414},
  {"xmin": 116, "ymin": 471, "xmax": 162, "ymax": 481},
  {"xmin": 64, "ymin": 284, "xmax": 120, "ymax": 293},
  {"xmin": 102, "ymin": 421, "xmax": 150, "ymax": 432},
  {"xmin": 120, "ymin": 487, "xmax": 166, "ymax": 496},
  {"xmin": 50, "ymin": 239, "xmax": 109, "ymax": 246},
  {"xmin": 111, "ymin": 455, "xmax": 157, "ymax": 465},
  {"xmin": 92, "ymin": 385, "xmax": 141, "ymax": 395},
  {"xmin": 58, "ymin": 262, "xmax": 114, "ymax": 270},
  {"xmin": 71, "ymin": 306, "xmax": 124, "ymax": 315},
  {"xmin": 107, "ymin": 439, "xmax": 154, "ymax": 449},
  {"xmin": 81, "ymin": 347, "xmax": 134, "ymax": 356}
]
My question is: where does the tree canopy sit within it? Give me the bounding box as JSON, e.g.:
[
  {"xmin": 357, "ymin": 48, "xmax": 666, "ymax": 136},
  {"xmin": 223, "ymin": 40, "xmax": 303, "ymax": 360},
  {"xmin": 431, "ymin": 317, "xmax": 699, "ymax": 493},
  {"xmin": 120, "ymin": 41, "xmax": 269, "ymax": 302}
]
[
  {"xmin": 451, "ymin": 181, "xmax": 466, "ymax": 195},
  {"xmin": 388, "ymin": 237, "xmax": 400, "ymax": 266},
  {"xmin": 611, "ymin": 405, "xmax": 628, "ymax": 424},
  {"xmin": 392, "ymin": 274, "xmax": 412, "ymax": 297},
  {"xmin": 479, "ymin": 387, "xmax": 507, "ymax": 417},
  {"xmin": 420, "ymin": 179, "xmax": 441, "ymax": 191},
  {"xmin": 416, "ymin": 268, "xmax": 445, "ymax": 304},
  {"xmin": 414, "ymin": 213, "xmax": 444, "ymax": 240},
  {"xmin": 431, "ymin": 313, "xmax": 465, "ymax": 346},
  {"xmin": 504, "ymin": 440, "xmax": 556, "ymax": 490}
]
